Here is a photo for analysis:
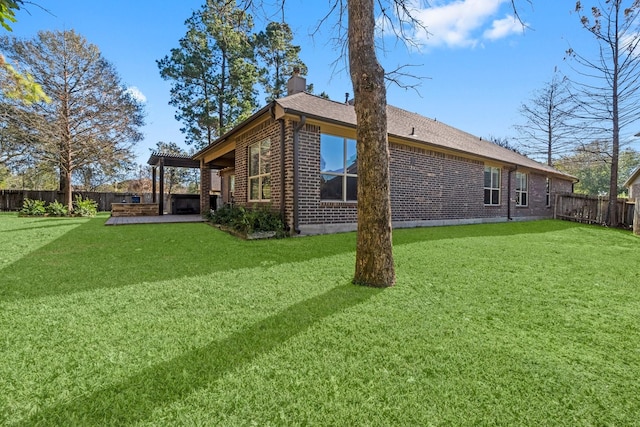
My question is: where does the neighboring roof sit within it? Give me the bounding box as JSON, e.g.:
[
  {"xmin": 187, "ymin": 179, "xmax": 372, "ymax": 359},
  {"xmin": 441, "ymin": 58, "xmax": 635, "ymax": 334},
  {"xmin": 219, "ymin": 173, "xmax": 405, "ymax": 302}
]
[
  {"xmin": 624, "ymin": 165, "xmax": 640, "ymax": 188},
  {"xmin": 196, "ymin": 91, "xmax": 576, "ymax": 181},
  {"xmin": 148, "ymin": 152, "xmax": 200, "ymax": 168}
]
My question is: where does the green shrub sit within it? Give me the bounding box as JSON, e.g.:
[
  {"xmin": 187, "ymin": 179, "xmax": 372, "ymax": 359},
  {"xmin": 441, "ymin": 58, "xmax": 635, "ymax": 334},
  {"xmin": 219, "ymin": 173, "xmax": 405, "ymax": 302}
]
[
  {"xmin": 72, "ymin": 195, "xmax": 98, "ymax": 217},
  {"xmin": 46, "ymin": 200, "xmax": 69, "ymax": 217},
  {"xmin": 20, "ymin": 198, "xmax": 46, "ymax": 216},
  {"xmin": 211, "ymin": 204, "xmax": 245, "ymax": 229},
  {"xmin": 211, "ymin": 204, "xmax": 284, "ymax": 235},
  {"xmin": 245, "ymin": 205, "xmax": 284, "ymax": 233}
]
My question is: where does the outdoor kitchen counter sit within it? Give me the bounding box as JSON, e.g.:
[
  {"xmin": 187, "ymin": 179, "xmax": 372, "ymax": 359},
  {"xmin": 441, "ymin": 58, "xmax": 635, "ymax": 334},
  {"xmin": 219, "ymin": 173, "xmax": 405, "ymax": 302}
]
[{"xmin": 110, "ymin": 203, "xmax": 159, "ymax": 217}]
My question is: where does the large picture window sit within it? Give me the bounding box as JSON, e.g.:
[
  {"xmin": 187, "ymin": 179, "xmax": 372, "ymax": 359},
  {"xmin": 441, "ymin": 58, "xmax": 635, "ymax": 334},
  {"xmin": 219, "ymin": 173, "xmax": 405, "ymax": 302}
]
[
  {"xmin": 248, "ymin": 139, "xmax": 270, "ymax": 201},
  {"xmin": 320, "ymin": 134, "xmax": 357, "ymax": 201},
  {"xmin": 515, "ymin": 172, "xmax": 528, "ymax": 207},
  {"xmin": 484, "ymin": 166, "xmax": 501, "ymax": 205}
]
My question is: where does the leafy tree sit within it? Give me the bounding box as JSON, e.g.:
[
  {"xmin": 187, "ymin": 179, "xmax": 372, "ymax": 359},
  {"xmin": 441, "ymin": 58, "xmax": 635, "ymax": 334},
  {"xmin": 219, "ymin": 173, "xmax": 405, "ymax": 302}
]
[
  {"xmin": 158, "ymin": 0, "xmax": 258, "ymax": 149},
  {"xmin": 556, "ymin": 141, "xmax": 640, "ymax": 196},
  {"xmin": 0, "ymin": 102, "xmax": 31, "ymax": 166},
  {"xmin": 514, "ymin": 70, "xmax": 579, "ymax": 166},
  {"xmin": 0, "ymin": 0, "xmax": 49, "ymax": 104},
  {"xmin": 2, "ymin": 154, "xmax": 57, "ymax": 190},
  {"xmin": 255, "ymin": 21, "xmax": 307, "ymax": 101},
  {"xmin": 0, "ymin": 0, "xmax": 21, "ymax": 31},
  {"xmin": 118, "ymin": 163, "xmax": 153, "ymax": 194},
  {"xmin": 75, "ymin": 157, "xmax": 135, "ymax": 192},
  {"xmin": 567, "ymin": 0, "xmax": 640, "ymax": 225},
  {"xmin": 0, "ymin": 55, "xmax": 49, "ymax": 104},
  {"xmin": 203, "ymin": 1, "xmax": 258, "ymax": 134},
  {"xmin": 1, "ymin": 30, "xmax": 144, "ymax": 209}
]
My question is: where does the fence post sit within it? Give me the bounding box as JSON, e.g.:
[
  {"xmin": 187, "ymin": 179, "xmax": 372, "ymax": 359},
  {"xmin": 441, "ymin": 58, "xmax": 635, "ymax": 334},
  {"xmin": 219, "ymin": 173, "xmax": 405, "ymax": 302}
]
[{"xmin": 634, "ymin": 198, "xmax": 640, "ymax": 236}]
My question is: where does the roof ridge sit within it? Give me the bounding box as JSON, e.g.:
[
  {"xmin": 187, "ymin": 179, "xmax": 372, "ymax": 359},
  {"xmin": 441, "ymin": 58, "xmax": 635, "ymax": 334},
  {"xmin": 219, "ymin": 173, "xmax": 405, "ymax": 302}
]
[{"xmin": 280, "ymin": 91, "xmax": 353, "ymax": 108}]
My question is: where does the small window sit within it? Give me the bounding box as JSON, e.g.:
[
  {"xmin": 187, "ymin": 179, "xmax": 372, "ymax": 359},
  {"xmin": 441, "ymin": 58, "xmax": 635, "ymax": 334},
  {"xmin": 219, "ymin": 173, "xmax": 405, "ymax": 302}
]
[
  {"xmin": 229, "ymin": 174, "xmax": 235, "ymax": 197},
  {"xmin": 320, "ymin": 134, "xmax": 357, "ymax": 201},
  {"xmin": 248, "ymin": 139, "xmax": 270, "ymax": 201},
  {"xmin": 484, "ymin": 166, "xmax": 501, "ymax": 205},
  {"xmin": 515, "ymin": 172, "xmax": 528, "ymax": 207},
  {"xmin": 545, "ymin": 177, "xmax": 551, "ymax": 207}
]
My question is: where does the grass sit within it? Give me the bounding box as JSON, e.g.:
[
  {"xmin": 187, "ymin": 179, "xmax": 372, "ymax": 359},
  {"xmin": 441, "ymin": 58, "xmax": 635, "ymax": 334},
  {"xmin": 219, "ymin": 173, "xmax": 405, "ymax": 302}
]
[{"xmin": 1, "ymin": 213, "xmax": 639, "ymax": 426}]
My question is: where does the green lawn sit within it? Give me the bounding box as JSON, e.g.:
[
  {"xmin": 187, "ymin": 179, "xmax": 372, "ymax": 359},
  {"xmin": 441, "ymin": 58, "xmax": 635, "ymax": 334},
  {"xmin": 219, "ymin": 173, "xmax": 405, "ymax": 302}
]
[{"xmin": 1, "ymin": 213, "xmax": 639, "ymax": 426}]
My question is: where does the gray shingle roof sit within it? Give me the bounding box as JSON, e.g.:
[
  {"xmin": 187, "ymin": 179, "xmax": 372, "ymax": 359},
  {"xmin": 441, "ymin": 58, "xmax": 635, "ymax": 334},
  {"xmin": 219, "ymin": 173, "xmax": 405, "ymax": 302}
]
[
  {"xmin": 624, "ymin": 165, "xmax": 640, "ymax": 188},
  {"xmin": 277, "ymin": 92, "xmax": 575, "ymax": 180}
]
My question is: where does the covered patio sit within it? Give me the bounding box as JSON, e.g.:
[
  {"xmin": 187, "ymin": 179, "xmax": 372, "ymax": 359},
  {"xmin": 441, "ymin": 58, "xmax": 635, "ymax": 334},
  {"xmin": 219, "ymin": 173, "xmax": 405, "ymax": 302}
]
[{"xmin": 147, "ymin": 152, "xmax": 202, "ymax": 216}]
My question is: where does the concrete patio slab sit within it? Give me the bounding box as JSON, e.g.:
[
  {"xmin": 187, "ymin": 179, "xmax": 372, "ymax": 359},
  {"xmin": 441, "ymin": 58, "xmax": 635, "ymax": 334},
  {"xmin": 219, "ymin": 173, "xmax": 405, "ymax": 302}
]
[{"xmin": 105, "ymin": 214, "xmax": 206, "ymax": 226}]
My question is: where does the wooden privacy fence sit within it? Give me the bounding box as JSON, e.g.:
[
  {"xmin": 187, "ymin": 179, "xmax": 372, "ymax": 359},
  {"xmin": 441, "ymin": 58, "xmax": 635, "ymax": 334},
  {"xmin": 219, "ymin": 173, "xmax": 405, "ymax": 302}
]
[
  {"xmin": 0, "ymin": 190, "xmax": 156, "ymax": 212},
  {"xmin": 554, "ymin": 192, "xmax": 635, "ymax": 228}
]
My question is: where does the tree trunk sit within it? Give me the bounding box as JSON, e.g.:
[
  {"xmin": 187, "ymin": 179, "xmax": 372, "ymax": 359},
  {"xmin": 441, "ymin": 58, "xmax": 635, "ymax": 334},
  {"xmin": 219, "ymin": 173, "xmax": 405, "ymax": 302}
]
[
  {"xmin": 348, "ymin": 0, "xmax": 395, "ymax": 287},
  {"xmin": 547, "ymin": 108, "xmax": 552, "ymax": 166},
  {"xmin": 219, "ymin": 50, "xmax": 226, "ymax": 135},
  {"xmin": 608, "ymin": 146, "xmax": 619, "ymax": 226},
  {"xmin": 608, "ymin": 4, "xmax": 621, "ymax": 227},
  {"xmin": 64, "ymin": 169, "xmax": 73, "ymax": 210}
]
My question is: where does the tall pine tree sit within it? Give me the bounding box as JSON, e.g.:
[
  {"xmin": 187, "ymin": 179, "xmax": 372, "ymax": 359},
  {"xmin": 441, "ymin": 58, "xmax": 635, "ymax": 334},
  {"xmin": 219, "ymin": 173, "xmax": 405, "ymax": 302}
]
[
  {"xmin": 158, "ymin": 0, "xmax": 258, "ymax": 149},
  {"xmin": 255, "ymin": 21, "xmax": 307, "ymax": 101}
]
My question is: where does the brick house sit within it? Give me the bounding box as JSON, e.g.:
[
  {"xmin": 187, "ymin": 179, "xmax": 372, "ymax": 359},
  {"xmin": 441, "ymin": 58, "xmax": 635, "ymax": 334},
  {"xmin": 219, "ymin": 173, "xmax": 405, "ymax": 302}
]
[{"xmin": 193, "ymin": 74, "xmax": 576, "ymax": 235}]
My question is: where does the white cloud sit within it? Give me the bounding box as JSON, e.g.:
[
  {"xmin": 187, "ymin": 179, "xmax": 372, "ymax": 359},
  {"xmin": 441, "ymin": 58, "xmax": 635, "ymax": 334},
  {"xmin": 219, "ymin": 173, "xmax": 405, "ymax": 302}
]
[
  {"xmin": 126, "ymin": 86, "xmax": 147, "ymax": 103},
  {"xmin": 399, "ymin": 0, "xmax": 523, "ymax": 49},
  {"xmin": 483, "ymin": 15, "xmax": 523, "ymax": 40}
]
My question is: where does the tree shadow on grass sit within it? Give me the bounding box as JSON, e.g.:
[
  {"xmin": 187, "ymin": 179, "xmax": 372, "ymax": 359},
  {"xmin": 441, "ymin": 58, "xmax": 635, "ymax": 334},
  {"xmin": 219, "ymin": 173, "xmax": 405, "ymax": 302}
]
[
  {"xmin": 1, "ymin": 221, "xmax": 88, "ymax": 234},
  {"xmin": 19, "ymin": 284, "xmax": 381, "ymax": 426},
  {"xmin": 0, "ymin": 217, "xmax": 359, "ymax": 301},
  {"xmin": 1, "ymin": 217, "xmax": 586, "ymax": 302}
]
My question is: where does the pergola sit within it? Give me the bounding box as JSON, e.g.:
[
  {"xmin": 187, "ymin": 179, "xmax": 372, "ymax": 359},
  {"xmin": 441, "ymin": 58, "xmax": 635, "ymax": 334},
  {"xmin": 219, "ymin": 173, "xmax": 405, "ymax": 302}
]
[{"xmin": 147, "ymin": 152, "xmax": 201, "ymax": 215}]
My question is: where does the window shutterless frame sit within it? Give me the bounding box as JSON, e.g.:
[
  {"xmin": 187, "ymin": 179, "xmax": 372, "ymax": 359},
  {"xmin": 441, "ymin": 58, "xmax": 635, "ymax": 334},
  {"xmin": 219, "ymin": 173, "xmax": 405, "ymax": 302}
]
[
  {"xmin": 248, "ymin": 139, "xmax": 271, "ymax": 202},
  {"xmin": 484, "ymin": 166, "xmax": 501, "ymax": 206},
  {"xmin": 515, "ymin": 172, "xmax": 528, "ymax": 207},
  {"xmin": 320, "ymin": 134, "xmax": 357, "ymax": 201}
]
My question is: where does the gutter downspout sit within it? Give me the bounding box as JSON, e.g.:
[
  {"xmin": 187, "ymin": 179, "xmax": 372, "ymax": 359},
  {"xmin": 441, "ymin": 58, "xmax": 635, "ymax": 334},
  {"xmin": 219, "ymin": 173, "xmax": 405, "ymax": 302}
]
[
  {"xmin": 293, "ymin": 115, "xmax": 306, "ymax": 234},
  {"xmin": 507, "ymin": 165, "xmax": 518, "ymax": 221}
]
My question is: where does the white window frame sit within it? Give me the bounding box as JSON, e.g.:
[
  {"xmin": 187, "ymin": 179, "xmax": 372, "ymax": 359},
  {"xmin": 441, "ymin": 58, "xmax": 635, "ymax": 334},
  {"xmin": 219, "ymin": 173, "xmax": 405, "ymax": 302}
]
[
  {"xmin": 515, "ymin": 172, "xmax": 528, "ymax": 207},
  {"xmin": 545, "ymin": 177, "xmax": 551, "ymax": 207},
  {"xmin": 320, "ymin": 134, "xmax": 358, "ymax": 202},
  {"xmin": 484, "ymin": 166, "xmax": 501, "ymax": 206},
  {"xmin": 248, "ymin": 139, "xmax": 270, "ymax": 202}
]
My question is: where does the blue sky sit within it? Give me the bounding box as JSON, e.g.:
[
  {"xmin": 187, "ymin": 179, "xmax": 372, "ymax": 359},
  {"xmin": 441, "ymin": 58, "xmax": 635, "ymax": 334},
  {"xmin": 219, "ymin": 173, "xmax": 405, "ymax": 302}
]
[{"xmin": 9, "ymin": 0, "xmax": 632, "ymax": 164}]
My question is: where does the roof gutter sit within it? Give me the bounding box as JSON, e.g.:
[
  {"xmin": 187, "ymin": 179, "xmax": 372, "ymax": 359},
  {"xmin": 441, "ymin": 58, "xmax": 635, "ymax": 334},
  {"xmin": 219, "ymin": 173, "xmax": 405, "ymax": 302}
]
[{"xmin": 293, "ymin": 115, "xmax": 306, "ymax": 234}]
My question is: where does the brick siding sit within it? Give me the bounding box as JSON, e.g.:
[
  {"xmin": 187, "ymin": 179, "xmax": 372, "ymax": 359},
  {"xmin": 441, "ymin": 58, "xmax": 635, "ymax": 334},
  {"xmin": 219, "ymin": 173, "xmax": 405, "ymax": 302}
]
[
  {"xmin": 224, "ymin": 120, "xmax": 574, "ymax": 234},
  {"xmin": 199, "ymin": 161, "xmax": 211, "ymax": 214},
  {"xmin": 233, "ymin": 119, "xmax": 283, "ymax": 214},
  {"xmin": 390, "ymin": 143, "xmax": 491, "ymax": 221}
]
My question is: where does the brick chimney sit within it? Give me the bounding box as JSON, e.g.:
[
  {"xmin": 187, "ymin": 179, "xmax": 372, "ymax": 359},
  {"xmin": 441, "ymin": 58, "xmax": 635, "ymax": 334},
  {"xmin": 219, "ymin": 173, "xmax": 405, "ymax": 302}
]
[{"xmin": 287, "ymin": 66, "xmax": 306, "ymax": 96}]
